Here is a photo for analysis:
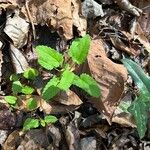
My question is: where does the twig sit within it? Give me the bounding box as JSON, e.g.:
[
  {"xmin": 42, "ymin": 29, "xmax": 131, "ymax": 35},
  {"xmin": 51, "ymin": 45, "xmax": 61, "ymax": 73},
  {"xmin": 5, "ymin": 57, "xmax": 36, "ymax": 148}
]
[{"xmin": 25, "ymin": 0, "xmax": 36, "ymax": 39}]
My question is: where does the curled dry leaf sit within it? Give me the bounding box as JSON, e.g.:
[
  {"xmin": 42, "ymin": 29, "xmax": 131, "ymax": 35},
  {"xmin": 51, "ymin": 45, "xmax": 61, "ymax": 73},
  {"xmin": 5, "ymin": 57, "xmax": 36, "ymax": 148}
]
[
  {"xmin": 4, "ymin": 10, "xmax": 29, "ymax": 49},
  {"xmin": 41, "ymin": 101, "xmax": 80, "ymax": 115},
  {"xmin": 40, "ymin": 90, "xmax": 82, "ymax": 114},
  {"xmin": 130, "ymin": 0, "xmax": 150, "ymax": 40},
  {"xmin": 10, "ymin": 45, "xmax": 29, "ymax": 73},
  {"xmin": 0, "ymin": 1, "xmax": 17, "ymax": 10},
  {"xmin": 66, "ymin": 119, "xmax": 81, "ymax": 149},
  {"xmin": 23, "ymin": 0, "xmax": 72, "ymax": 40},
  {"xmin": 109, "ymin": 35, "xmax": 137, "ymax": 55},
  {"xmin": 116, "ymin": 0, "xmax": 142, "ymax": 16},
  {"xmin": 72, "ymin": 0, "xmax": 87, "ymax": 37},
  {"xmin": 3, "ymin": 130, "xmax": 21, "ymax": 150},
  {"xmin": 46, "ymin": 125, "xmax": 61, "ymax": 148},
  {"xmin": 81, "ymin": 38, "xmax": 128, "ymax": 123},
  {"xmin": 22, "ymin": 0, "xmax": 87, "ymax": 39},
  {"xmin": 21, "ymin": 0, "xmax": 72, "ymax": 39},
  {"xmin": 112, "ymin": 113, "xmax": 136, "ymax": 128},
  {"xmin": 54, "ymin": 90, "xmax": 82, "ymax": 106}
]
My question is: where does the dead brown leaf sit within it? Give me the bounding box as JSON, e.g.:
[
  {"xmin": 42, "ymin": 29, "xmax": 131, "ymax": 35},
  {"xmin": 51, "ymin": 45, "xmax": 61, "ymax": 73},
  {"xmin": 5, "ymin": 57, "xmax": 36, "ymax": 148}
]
[
  {"xmin": 0, "ymin": 1, "xmax": 17, "ymax": 10},
  {"xmin": 21, "ymin": 0, "xmax": 87, "ymax": 40},
  {"xmin": 109, "ymin": 35, "xmax": 137, "ymax": 55},
  {"xmin": 116, "ymin": 0, "xmax": 142, "ymax": 16},
  {"xmin": 129, "ymin": 0, "xmax": 150, "ymax": 41},
  {"xmin": 4, "ymin": 9, "xmax": 29, "ymax": 49},
  {"xmin": 22, "ymin": 0, "xmax": 73, "ymax": 40},
  {"xmin": 54, "ymin": 90, "xmax": 82, "ymax": 106},
  {"xmin": 72, "ymin": 0, "xmax": 87, "ymax": 36},
  {"xmin": 10, "ymin": 45, "xmax": 29, "ymax": 73},
  {"xmin": 3, "ymin": 130, "xmax": 21, "ymax": 150},
  {"xmin": 81, "ymin": 38, "xmax": 128, "ymax": 123}
]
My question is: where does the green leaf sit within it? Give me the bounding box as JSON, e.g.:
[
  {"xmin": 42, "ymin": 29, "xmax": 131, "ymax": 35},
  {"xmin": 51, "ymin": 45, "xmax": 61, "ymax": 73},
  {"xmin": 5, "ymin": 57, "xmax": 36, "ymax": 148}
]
[
  {"xmin": 128, "ymin": 96, "xmax": 150, "ymax": 139},
  {"xmin": 40, "ymin": 119, "xmax": 46, "ymax": 127},
  {"xmin": 5, "ymin": 96, "xmax": 17, "ymax": 105},
  {"xmin": 118, "ymin": 101, "xmax": 131, "ymax": 113},
  {"xmin": 26, "ymin": 98, "xmax": 37, "ymax": 110},
  {"xmin": 122, "ymin": 58, "xmax": 150, "ymax": 138},
  {"xmin": 12, "ymin": 81, "xmax": 23, "ymax": 94},
  {"xmin": 44, "ymin": 115, "xmax": 58, "ymax": 124},
  {"xmin": 57, "ymin": 69, "xmax": 75, "ymax": 91},
  {"xmin": 122, "ymin": 58, "xmax": 150, "ymax": 93},
  {"xmin": 73, "ymin": 74, "xmax": 100, "ymax": 97},
  {"xmin": 23, "ymin": 68, "xmax": 38, "ymax": 80},
  {"xmin": 23, "ymin": 118, "xmax": 39, "ymax": 131},
  {"xmin": 10, "ymin": 74, "xmax": 19, "ymax": 81},
  {"xmin": 21, "ymin": 86, "xmax": 34, "ymax": 95},
  {"xmin": 36, "ymin": 46, "xmax": 63, "ymax": 70},
  {"xmin": 42, "ymin": 76, "xmax": 60, "ymax": 100},
  {"xmin": 68, "ymin": 35, "xmax": 91, "ymax": 64}
]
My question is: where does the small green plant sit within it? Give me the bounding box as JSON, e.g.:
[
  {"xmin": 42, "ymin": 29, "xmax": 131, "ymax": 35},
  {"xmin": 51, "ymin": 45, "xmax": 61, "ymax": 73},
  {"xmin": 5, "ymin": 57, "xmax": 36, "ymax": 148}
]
[
  {"xmin": 36, "ymin": 35, "xmax": 101, "ymax": 101},
  {"xmin": 23, "ymin": 115, "xmax": 58, "ymax": 131},
  {"xmin": 122, "ymin": 58, "xmax": 150, "ymax": 139},
  {"xmin": 4, "ymin": 35, "xmax": 100, "ymax": 131},
  {"xmin": 4, "ymin": 68, "xmax": 39, "ymax": 110}
]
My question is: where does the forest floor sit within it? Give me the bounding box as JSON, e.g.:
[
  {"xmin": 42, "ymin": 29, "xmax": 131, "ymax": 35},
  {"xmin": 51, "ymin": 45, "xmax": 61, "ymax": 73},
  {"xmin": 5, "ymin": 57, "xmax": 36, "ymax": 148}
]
[{"xmin": 0, "ymin": 0, "xmax": 150, "ymax": 150}]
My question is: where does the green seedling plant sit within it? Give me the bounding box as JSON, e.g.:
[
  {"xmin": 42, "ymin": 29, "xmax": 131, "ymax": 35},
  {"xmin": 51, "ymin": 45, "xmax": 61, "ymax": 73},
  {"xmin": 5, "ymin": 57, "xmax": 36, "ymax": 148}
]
[
  {"xmin": 23, "ymin": 115, "xmax": 58, "ymax": 131},
  {"xmin": 5, "ymin": 35, "xmax": 100, "ymax": 131},
  {"xmin": 35, "ymin": 34, "xmax": 101, "ymax": 101},
  {"xmin": 5, "ymin": 68, "xmax": 39, "ymax": 110},
  {"xmin": 122, "ymin": 58, "xmax": 150, "ymax": 139},
  {"xmin": 5, "ymin": 68, "xmax": 58, "ymax": 130}
]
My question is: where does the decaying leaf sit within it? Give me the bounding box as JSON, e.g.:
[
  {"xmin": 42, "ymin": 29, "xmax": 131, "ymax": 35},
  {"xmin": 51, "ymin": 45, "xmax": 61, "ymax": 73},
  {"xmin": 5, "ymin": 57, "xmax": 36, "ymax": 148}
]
[
  {"xmin": 46, "ymin": 125, "xmax": 61, "ymax": 148},
  {"xmin": 10, "ymin": 45, "xmax": 29, "ymax": 73},
  {"xmin": 4, "ymin": 9, "xmax": 29, "ymax": 49},
  {"xmin": 0, "ymin": 1, "xmax": 17, "ymax": 10},
  {"xmin": 72, "ymin": 0, "xmax": 87, "ymax": 36},
  {"xmin": 40, "ymin": 90, "xmax": 82, "ymax": 114},
  {"xmin": 3, "ymin": 130, "xmax": 22, "ymax": 150},
  {"xmin": 130, "ymin": 0, "xmax": 150, "ymax": 40},
  {"xmin": 22, "ymin": 0, "xmax": 73, "ymax": 40},
  {"xmin": 116, "ymin": 0, "xmax": 142, "ymax": 16},
  {"xmin": 109, "ymin": 35, "xmax": 136, "ymax": 55},
  {"xmin": 54, "ymin": 90, "xmax": 82, "ymax": 106},
  {"xmin": 66, "ymin": 114, "xmax": 81, "ymax": 150},
  {"xmin": 81, "ymin": 38, "xmax": 128, "ymax": 122},
  {"xmin": 21, "ymin": 0, "xmax": 87, "ymax": 40}
]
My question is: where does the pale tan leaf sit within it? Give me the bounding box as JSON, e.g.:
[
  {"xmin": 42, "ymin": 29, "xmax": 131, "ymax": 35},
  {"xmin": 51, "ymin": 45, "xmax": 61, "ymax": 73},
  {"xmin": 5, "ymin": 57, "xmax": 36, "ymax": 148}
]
[
  {"xmin": 10, "ymin": 45, "xmax": 29, "ymax": 74},
  {"xmin": 54, "ymin": 90, "xmax": 82, "ymax": 106},
  {"xmin": 72, "ymin": 0, "xmax": 87, "ymax": 37},
  {"xmin": 4, "ymin": 10, "xmax": 29, "ymax": 49}
]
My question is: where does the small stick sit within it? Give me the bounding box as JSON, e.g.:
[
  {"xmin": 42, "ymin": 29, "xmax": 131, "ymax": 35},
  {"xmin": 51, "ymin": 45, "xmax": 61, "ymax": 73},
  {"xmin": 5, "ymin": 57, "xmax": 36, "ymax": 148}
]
[{"xmin": 25, "ymin": 0, "xmax": 36, "ymax": 39}]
